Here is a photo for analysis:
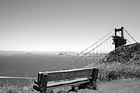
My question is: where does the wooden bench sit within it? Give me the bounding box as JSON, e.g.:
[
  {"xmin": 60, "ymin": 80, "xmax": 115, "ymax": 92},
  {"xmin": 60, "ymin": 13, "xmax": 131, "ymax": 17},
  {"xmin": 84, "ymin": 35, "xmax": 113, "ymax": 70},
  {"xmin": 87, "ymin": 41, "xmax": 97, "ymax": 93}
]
[{"xmin": 33, "ymin": 67, "xmax": 98, "ymax": 93}]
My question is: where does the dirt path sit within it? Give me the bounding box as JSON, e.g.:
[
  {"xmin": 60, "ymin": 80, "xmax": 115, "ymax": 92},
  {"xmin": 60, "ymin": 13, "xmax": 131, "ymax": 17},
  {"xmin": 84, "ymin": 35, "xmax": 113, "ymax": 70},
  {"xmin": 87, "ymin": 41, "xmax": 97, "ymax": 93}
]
[{"xmin": 76, "ymin": 78, "xmax": 140, "ymax": 93}]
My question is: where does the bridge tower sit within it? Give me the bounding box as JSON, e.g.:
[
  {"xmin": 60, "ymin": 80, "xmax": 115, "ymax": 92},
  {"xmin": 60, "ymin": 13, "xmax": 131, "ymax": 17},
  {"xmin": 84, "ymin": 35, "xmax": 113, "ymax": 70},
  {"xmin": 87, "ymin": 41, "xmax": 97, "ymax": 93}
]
[{"xmin": 112, "ymin": 26, "xmax": 127, "ymax": 48}]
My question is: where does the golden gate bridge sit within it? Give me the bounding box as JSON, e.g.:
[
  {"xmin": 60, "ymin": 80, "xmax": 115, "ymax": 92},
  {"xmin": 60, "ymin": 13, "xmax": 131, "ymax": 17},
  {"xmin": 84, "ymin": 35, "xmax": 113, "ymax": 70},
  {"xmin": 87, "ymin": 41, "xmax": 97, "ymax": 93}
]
[{"xmin": 49, "ymin": 26, "xmax": 137, "ymax": 71}]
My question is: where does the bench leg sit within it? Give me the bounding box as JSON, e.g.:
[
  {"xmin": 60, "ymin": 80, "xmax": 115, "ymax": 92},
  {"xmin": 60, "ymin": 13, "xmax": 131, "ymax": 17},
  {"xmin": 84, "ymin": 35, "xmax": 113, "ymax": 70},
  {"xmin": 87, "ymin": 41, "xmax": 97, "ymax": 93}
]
[
  {"xmin": 40, "ymin": 74, "xmax": 48, "ymax": 93},
  {"xmin": 88, "ymin": 68, "xmax": 98, "ymax": 90},
  {"xmin": 88, "ymin": 80, "xmax": 97, "ymax": 90}
]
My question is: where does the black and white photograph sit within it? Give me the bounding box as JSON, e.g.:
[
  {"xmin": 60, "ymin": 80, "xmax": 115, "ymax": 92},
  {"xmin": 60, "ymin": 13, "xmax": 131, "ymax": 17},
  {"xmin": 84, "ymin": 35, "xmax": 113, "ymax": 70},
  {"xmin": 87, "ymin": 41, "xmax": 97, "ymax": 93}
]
[{"xmin": 0, "ymin": 0, "xmax": 140, "ymax": 93}]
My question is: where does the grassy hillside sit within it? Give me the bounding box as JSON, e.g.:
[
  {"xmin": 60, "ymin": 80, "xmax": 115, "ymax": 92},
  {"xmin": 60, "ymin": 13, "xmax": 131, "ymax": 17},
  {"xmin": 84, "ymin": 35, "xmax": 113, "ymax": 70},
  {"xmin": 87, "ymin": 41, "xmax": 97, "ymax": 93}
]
[
  {"xmin": 87, "ymin": 42, "xmax": 140, "ymax": 81},
  {"xmin": 100, "ymin": 42, "xmax": 140, "ymax": 64}
]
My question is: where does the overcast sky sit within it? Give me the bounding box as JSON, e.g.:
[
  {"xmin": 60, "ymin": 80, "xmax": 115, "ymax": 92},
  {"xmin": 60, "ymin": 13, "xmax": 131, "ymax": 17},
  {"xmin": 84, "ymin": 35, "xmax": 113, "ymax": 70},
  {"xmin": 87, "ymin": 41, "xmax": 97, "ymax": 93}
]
[{"xmin": 0, "ymin": 0, "xmax": 140, "ymax": 52}]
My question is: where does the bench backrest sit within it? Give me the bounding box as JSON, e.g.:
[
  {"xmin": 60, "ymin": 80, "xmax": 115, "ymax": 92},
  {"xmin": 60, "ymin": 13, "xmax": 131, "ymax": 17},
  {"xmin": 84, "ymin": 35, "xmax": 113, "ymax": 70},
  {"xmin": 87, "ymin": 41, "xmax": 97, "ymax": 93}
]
[{"xmin": 39, "ymin": 67, "xmax": 94, "ymax": 82}]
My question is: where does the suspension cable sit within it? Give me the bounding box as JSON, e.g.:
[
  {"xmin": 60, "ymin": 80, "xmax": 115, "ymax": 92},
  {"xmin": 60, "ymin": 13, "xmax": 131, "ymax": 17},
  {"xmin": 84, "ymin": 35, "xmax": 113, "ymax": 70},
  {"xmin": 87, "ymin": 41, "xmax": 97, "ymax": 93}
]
[
  {"xmin": 50, "ymin": 29, "xmax": 114, "ymax": 71},
  {"xmin": 63, "ymin": 34, "xmax": 114, "ymax": 69},
  {"xmin": 124, "ymin": 29, "xmax": 137, "ymax": 43},
  {"xmin": 126, "ymin": 38, "xmax": 132, "ymax": 44}
]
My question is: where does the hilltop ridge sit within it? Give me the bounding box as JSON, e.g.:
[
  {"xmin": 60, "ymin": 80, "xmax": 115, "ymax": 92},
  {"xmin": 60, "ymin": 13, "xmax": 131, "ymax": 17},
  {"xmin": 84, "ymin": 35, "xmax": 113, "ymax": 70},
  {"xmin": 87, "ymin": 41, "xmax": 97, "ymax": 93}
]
[
  {"xmin": 86, "ymin": 42, "xmax": 140, "ymax": 68},
  {"xmin": 99, "ymin": 42, "xmax": 140, "ymax": 64}
]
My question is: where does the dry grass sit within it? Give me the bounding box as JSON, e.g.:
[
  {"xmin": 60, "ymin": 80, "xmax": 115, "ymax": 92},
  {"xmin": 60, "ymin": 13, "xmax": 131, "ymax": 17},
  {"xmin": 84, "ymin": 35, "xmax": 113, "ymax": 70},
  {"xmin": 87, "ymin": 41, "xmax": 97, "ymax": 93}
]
[
  {"xmin": 96, "ymin": 61, "xmax": 140, "ymax": 81},
  {"xmin": 0, "ymin": 80, "xmax": 38, "ymax": 93}
]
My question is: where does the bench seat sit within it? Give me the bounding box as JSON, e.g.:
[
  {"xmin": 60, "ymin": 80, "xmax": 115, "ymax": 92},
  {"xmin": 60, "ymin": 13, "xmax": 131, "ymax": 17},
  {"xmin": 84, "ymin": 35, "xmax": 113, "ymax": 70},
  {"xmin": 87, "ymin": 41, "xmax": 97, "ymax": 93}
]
[{"xmin": 47, "ymin": 77, "xmax": 89, "ymax": 88}]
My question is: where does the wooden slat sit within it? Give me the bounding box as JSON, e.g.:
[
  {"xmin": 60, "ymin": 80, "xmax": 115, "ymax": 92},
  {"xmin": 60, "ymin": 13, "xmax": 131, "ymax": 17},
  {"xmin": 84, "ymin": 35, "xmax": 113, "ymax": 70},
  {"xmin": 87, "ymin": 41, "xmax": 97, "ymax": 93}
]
[
  {"xmin": 47, "ymin": 77, "xmax": 89, "ymax": 88},
  {"xmin": 39, "ymin": 67, "xmax": 95, "ymax": 82}
]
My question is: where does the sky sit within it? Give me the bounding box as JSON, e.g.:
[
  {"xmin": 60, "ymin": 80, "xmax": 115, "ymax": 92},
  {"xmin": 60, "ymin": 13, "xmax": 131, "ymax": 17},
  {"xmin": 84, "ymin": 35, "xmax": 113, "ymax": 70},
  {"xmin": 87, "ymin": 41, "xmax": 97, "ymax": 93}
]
[{"xmin": 0, "ymin": 0, "xmax": 140, "ymax": 52}]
